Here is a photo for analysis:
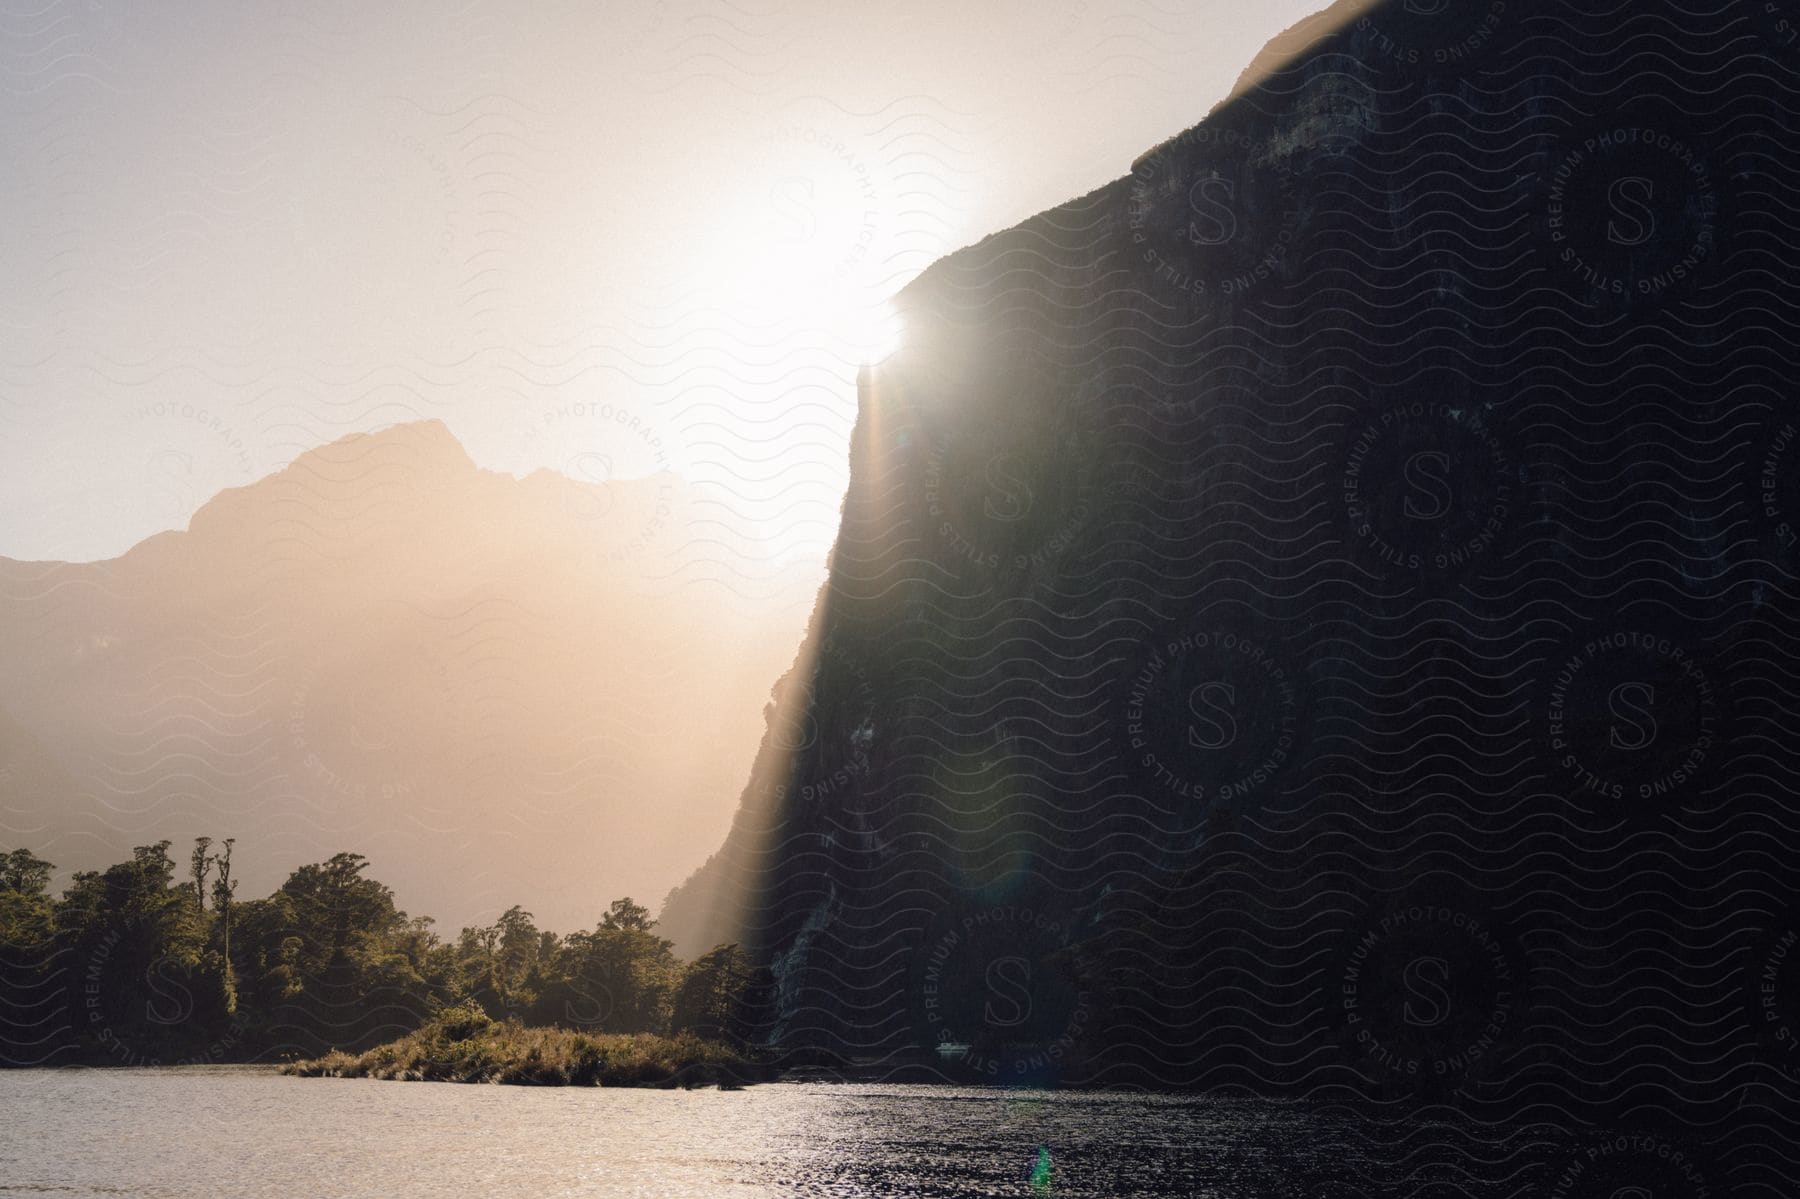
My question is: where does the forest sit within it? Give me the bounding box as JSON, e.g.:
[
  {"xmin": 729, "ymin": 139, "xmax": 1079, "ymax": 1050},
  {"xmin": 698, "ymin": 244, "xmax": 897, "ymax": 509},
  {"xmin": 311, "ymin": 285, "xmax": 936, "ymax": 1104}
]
[{"xmin": 0, "ymin": 841, "xmax": 773, "ymax": 1068}]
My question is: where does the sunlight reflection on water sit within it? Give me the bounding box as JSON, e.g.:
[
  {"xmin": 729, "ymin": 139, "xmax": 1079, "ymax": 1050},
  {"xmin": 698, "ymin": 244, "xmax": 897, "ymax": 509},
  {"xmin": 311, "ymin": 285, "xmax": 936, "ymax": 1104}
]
[{"xmin": 0, "ymin": 1067, "xmax": 1370, "ymax": 1197}]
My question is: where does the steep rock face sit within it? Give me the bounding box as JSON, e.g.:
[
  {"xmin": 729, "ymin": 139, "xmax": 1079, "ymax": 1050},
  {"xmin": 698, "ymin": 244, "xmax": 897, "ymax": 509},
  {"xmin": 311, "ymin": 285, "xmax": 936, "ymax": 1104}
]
[{"xmin": 668, "ymin": 0, "xmax": 1800, "ymax": 1174}]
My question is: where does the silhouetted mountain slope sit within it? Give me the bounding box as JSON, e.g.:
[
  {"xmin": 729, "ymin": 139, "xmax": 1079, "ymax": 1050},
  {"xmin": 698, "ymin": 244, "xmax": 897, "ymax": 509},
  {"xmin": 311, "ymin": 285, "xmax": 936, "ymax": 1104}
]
[
  {"xmin": 665, "ymin": 0, "xmax": 1800, "ymax": 1189},
  {"xmin": 0, "ymin": 420, "xmax": 813, "ymax": 930}
]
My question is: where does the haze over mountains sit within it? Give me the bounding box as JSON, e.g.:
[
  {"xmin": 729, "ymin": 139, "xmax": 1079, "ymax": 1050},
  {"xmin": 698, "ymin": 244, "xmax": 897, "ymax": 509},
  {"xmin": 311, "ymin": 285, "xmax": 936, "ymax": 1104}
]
[{"xmin": 0, "ymin": 419, "xmax": 815, "ymax": 931}]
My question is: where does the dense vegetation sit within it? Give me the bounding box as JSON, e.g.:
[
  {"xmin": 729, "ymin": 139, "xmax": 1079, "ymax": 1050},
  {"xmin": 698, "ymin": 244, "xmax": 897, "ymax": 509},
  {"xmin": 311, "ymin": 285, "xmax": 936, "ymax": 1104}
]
[
  {"xmin": 283, "ymin": 1001, "xmax": 768, "ymax": 1086},
  {"xmin": 0, "ymin": 842, "xmax": 774, "ymax": 1068}
]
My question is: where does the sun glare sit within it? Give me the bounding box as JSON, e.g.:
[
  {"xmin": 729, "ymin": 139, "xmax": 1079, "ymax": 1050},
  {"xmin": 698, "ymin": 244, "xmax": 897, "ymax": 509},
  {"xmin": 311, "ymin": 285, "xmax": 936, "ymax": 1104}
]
[{"xmin": 848, "ymin": 301, "xmax": 904, "ymax": 366}]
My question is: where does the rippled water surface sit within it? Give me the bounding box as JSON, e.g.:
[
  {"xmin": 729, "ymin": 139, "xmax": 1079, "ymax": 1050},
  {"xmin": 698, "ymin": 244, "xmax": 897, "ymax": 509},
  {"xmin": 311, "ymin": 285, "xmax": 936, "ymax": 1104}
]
[{"xmin": 0, "ymin": 1067, "xmax": 1376, "ymax": 1197}]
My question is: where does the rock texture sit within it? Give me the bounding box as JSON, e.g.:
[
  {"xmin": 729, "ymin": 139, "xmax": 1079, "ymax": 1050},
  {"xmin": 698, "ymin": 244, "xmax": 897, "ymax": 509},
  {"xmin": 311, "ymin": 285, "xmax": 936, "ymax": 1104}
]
[{"xmin": 663, "ymin": 0, "xmax": 1800, "ymax": 1186}]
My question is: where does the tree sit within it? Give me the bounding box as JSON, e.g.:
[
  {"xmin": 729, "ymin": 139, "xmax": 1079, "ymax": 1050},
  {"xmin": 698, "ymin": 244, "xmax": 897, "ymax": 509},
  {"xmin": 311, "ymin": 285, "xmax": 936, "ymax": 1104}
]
[
  {"xmin": 0, "ymin": 842, "xmax": 760, "ymax": 1064},
  {"xmin": 190, "ymin": 837, "xmax": 213, "ymax": 911},
  {"xmin": 232, "ymin": 893, "xmax": 306, "ymax": 1013},
  {"xmin": 209, "ymin": 839, "xmax": 237, "ymax": 1016},
  {"xmin": 211, "ymin": 839, "xmax": 236, "ymax": 955},
  {"xmin": 493, "ymin": 905, "xmax": 541, "ymax": 1014},
  {"xmin": 271, "ymin": 853, "xmax": 411, "ymax": 1052},
  {"xmin": 600, "ymin": 897, "xmax": 653, "ymax": 932},
  {"xmin": 53, "ymin": 841, "xmax": 206, "ymax": 1061},
  {"xmin": 279, "ymin": 852, "xmax": 402, "ymax": 966},
  {"xmin": 531, "ymin": 899, "xmax": 679, "ymax": 1034},
  {"xmin": 0, "ymin": 849, "xmax": 60, "ymax": 1065},
  {"xmin": 0, "ymin": 848, "xmax": 53, "ymax": 896},
  {"xmin": 670, "ymin": 943, "xmax": 764, "ymax": 1044},
  {"xmin": 56, "ymin": 841, "xmax": 182, "ymax": 930}
]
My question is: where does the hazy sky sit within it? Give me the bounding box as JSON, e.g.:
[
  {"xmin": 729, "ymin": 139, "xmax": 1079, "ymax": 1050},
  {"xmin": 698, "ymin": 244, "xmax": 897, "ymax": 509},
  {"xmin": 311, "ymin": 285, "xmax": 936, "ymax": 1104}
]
[{"xmin": 1, "ymin": 0, "xmax": 1324, "ymax": 567}]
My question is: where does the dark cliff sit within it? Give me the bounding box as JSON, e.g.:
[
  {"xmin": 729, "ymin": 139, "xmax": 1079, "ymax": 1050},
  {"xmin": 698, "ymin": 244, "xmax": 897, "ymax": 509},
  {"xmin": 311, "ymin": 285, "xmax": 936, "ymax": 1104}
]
[{"xmin": 664, "ymin": 0, "xmax": 1800, "ymax": 1185}]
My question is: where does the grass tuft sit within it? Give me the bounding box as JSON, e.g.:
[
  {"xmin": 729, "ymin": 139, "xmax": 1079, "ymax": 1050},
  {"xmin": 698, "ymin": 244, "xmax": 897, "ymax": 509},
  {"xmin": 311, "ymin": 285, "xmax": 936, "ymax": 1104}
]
[{"xmin": 281, "ymin": 1002, "xmax": 768, "ymax": 1088}]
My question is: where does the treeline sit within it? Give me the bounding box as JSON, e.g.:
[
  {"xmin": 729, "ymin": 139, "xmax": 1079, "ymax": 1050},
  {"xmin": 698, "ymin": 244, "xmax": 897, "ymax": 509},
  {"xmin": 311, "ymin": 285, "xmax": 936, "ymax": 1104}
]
[{"xmin": 0, "ymin": 842, "xmax": 773, "ymax": 1066}]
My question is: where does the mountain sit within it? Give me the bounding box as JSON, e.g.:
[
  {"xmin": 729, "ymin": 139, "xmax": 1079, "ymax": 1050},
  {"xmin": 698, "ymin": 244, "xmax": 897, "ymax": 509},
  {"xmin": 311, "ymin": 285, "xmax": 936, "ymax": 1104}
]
[
  {"xmin": 664, "ymin": 0, "xmax": 1800, "ymax": 1185},
  {"xmin": 0, "ymin": 419, "xmax": 815, "ymax": 931}
]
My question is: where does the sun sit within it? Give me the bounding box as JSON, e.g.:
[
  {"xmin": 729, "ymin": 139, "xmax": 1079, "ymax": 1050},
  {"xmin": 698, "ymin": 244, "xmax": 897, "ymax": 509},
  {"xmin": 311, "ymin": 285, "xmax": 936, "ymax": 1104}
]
[{"xmin": 845, "ymin": 300, "xmax": 904, "ymax": 366}]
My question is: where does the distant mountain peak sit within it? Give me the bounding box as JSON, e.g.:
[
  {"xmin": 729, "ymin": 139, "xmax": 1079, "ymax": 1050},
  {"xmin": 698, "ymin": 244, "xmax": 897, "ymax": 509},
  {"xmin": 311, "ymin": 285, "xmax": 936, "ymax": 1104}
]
[
  {"xmin": 0, "ymin": 411, "xmax": 814, "ymax": 932},
  {"xmin": 162, "ymin": 418, "xmax": 481, "ymax": 553},
  {"xmin": 301, "ymin": 418, "xmax": 476, "ymax": 470}
]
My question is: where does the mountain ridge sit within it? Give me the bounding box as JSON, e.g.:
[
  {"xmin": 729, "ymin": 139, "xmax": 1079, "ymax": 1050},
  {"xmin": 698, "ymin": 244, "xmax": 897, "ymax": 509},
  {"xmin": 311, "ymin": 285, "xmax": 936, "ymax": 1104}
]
[{"xmin": 0, "ymin": 419, "xmax": 814, "ymax": 931}]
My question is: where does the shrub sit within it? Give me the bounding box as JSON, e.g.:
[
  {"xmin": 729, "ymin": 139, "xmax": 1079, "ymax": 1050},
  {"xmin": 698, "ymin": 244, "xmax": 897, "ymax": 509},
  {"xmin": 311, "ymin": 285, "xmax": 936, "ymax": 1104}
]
[
  {"xmin": 432, "ymin": 1000, "xmax": 496, "ymax": 1043},
  {"xmin": 281, "ymin": 1019, "xmax": 769, "ymax": 1087}
]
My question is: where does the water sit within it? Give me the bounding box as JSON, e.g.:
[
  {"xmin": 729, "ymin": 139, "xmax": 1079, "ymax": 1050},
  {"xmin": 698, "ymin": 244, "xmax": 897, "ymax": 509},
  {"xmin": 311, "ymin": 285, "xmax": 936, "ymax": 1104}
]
[{"xmin": 0, "ymin": 1067, "xmax": 1372, "ymax": 1197}]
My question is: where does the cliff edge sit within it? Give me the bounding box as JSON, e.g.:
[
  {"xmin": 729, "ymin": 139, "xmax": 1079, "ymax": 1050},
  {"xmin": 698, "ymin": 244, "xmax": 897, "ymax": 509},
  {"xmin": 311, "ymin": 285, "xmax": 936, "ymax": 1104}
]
[{"xmin": 664, "ymin": 3, "xmax": 1800, "ymax": 1183}]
